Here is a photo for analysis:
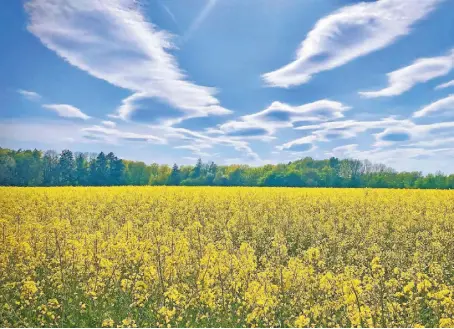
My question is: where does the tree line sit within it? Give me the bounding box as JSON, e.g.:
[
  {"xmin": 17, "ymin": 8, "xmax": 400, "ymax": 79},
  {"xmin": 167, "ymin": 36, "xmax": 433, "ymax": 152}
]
[{"xmin": 1, "ymin": 147, "xmax": 453, "ymax": 189}]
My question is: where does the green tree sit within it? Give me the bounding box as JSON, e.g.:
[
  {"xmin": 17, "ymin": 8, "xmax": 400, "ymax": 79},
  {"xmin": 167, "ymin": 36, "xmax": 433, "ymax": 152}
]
[
  {"xmin": 0, "ymin": 149, "xmax": 15, "ymax": 185},
  {"xmin": 75, "ymin": 153, "xmax": 88, "ymax": 186},
  {"xmin": 42, "ymin": 150, "xmax": 59, "ymax": 186},
  {"xmin": 191, "ymin": 158, "xmax": 203, "ymax": 178},
  {"xmin": 168, "ymin": 163, "xmax": 181, "ymax": 185},
  {"xmin": 58, "ymin": 150, "xmax": 75, "ymax": 185},
  {"xmin": 95, "ymin": 152, "xmax": 108, "ymax": 185},
  {"xmin": 107, "ymin": 152, "xmax": 124, "ymax": 185}
]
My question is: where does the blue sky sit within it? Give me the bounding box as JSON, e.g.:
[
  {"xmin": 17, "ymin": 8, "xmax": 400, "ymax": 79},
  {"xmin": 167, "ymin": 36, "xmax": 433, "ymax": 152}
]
[{"xmin": 1, "ymin": 0, "xmax": 454, "ymax": 173}]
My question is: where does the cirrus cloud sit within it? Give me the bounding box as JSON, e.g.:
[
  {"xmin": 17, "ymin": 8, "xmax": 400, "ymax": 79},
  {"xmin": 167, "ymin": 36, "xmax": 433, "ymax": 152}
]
[
  {"xmin": 43, "ymin": 104, "xmax": 90, "ymax": 120},
  {"xmin": 360, "ymin": 49, "xmax": 454, "ymax": 98},
  {"xmin": 216, "ymin": 100, "xmax": 350, "ymax": 137},
  {"xmin": 435, "ymin": 79, "xmax": 454, "ymax": 90},
  {"xmin": 262, "ymin": 0, "xmax": 443, "ymax": 88},
  {"xmin": 17, "ymin": 89, "xmax": 41, "ymax": 101},
  {"xmin": 413, "ymin": 94, "xmax": 454, "ymax": 118},
  {"xmin": 25, "ymin": 0, "xmax": 230, "ymax": 124}
]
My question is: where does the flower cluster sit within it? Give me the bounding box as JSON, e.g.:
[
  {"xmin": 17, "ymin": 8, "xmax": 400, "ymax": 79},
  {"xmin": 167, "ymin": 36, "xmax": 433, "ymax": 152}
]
[{"xmin": 1, "ymin": 187, "xmax": 453, "ymax": 327}]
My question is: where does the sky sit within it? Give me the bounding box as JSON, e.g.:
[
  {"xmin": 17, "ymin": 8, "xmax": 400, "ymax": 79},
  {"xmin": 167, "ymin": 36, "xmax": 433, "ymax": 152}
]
[{"xmin": 1, "ymin": 0, "xmax": 454, "ymax": 173}]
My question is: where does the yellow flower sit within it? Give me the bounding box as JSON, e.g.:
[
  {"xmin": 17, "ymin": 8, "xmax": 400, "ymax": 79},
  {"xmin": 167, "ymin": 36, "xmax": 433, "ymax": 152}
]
[
  {"xmin": 439, "ymin": 318, "xmax": 454, "ymax": 328},
  {"xmin": 294, "ymin": 315, "xmax": 310, "ymax": 327},
  {"xmin": 102, "ymin": 318, "xmax": 115, "ymax": 327},
  {"xmin": 121, "ymin": 317, "xmax": 136, "ymax": 328},
  {"xmin": 47, "ymin": 298, "xmax": 60, "ymax": 309},
  {"xmin": 403, "ymin": 281, "xmax": 415, "ymax": 294},
  {"xmin": 21, "ymin": 281, "xmax": 38, "ymax": 299},
  {"xmin": 416, "ymin": 279, "xmax": 432, "ymax": 293}
]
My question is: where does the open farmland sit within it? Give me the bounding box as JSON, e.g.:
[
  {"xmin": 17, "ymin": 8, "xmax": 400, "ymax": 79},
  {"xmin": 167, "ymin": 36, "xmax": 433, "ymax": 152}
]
[{"xmin": 1, "ymin": 187, "xmax": 454, "ymax": 327}]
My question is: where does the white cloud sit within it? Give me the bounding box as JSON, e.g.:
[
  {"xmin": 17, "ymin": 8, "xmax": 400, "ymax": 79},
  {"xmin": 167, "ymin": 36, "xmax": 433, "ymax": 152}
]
[
  {"xmin": 262, "ymin": 0, "xmax": 442, "ymax": 88},
  {"xmin": 159, "ymin": 126, "xmax": 262, "ymax": 162},
  {"xmin": 292, "ymin": 116, "xmax": 454, "ymax": 153},
  {"xmin": 217, "ymin": 100, "xmax": 350, "ymax": 137},
  {"xmin": 0, "ymin": 120, "xmax": 85, "ymax": 145},
  {"xmin": 159, "ymin": 1, "xmax": 177, "ymax": 25},
  {"xmin": 101, "ymin": 120, "xmax": 116, "ymax": 128},
  {"xmin": 82, "ymin": 125, "xmax": 165, "ymax": 144},
  {"xmin": 295, "ymin": 117, "xmax": 406, "ymax": 142},
  {"xmin": 184, "ymin": 0, "xmax": 218, "ymax": 41},
  {"xmin": 407, "ymin": 136, "xmax": 454, "ymax": 148},
  {"xmin": 0, "ymin": 119, "xmax": 166, "ymax": 149},
  {"xmin": 330, "ymin": 143, "xmax": 454, "ymax": 170},
  {"xmin": 25, "ymin": 0, "xmax": 230, "ymax": 123},
  {"xmin": 17, "ymin": 89, "xmax": 41, "ymax": 101},
  {"xmin": 373, "ymin": 127, "xmax": 413, "ymax": 147},
  {"xmin": 360, "ymin": 50, "xmax": 454, "ymax": 98},
  {"xmin": 43, "ymin": 104, "xmax": 90, "ymax": 120},
  {"xmin": 277, "ymin": 135, "xmax": 318, "ymax": 152},
  {"xmin": 174, "ymin": 143, "xmax": 218, "ymax": 158},
  {"xmin": 435, "ymin": 79, "xmax": 454, "ymax": 90},
  {"xmin": 413, "ymin": 95, "xmax": 454, "ymax": 118}
]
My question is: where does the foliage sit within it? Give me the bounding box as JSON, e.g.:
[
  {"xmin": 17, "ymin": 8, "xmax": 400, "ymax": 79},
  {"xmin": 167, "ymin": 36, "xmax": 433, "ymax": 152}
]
[
  {"xmin": 1, "ymin": 147, "xmax": 454, "ymax": 188},
  {"xmin": 1, "ymin": 187, "xmax": 453, "ymax": 327}
]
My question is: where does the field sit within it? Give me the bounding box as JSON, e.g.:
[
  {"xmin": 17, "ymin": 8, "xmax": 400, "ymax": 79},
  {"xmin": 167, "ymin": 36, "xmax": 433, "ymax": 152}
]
[{"xmin": 1, "ymin": 187, "xmax": 454, "ymax": 328}]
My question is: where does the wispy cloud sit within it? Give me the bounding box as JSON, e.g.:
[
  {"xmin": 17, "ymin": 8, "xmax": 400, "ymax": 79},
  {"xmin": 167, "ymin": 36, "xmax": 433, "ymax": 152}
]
[
  {"xmin": 330, "ymin": 143, "xmax": 453, "ymax": 166},
  {"xmin": 159, "ymin": 1, "xmax": 177, "ymax": 25},
  {"xmin": 287, "ymin": 115, "xmax": 454, "ymax": 153},
  {"xmin": 277, "ymin": 135, "xmax": 318, "ymax": 153},
  {"xmin": 184, "ymin": 0, "xmax": 218, "ymax": 42},
  {"xmin": 161, "ymin": 126, "xmax": 262, "ymax": 162},
  {"xmin": 374, "ymin": 127, "xmax": 413, "ymax": 147},
  {"xmin": 262, "ymin": 0, "xmax": 443, "ymax": 88},
  {"xmin": 43, "ymin": 104, "xmax": 90, "ymax": 120},
  {"xmin": 216, "ymin": 100, "xmax": 350, "ymax": 137},
  {"xmin": 360, "ymin": 49, "xmax": 454, "ymax": 98},
  {"xmin": 407, "ymin": 136, "xmax": 454, "ymax": 148},
  {"xmin": 101, "ymin": 120, "xmax": 116, "ymax": 128},
  {"xmin": 25, "ymin": 0, "xmax": 230, "ymax": 123},
  {"xmin": 17, "ymin": 89, "xmax": 41, "ymax": 101},
  {"xmin": 435, "ymin": 79, "xmax": 454, "ymax": 90},
  {"xmin": 0, "ymin": 119, "xmax": 85, "ymax": 145},
  {"xmin": 413, "ymin": 94, "xmax": 454, "ymax": 117},
  {"xmin": 82, "ymin": 125, "xmax": 165, "ymax": 144}
]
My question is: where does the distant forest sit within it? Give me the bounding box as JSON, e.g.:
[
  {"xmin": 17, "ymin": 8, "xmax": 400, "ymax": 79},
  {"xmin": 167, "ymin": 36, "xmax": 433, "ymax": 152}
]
[{"xmin": 0, "ymin": 147, "xmax": 453, "ymax": 189}]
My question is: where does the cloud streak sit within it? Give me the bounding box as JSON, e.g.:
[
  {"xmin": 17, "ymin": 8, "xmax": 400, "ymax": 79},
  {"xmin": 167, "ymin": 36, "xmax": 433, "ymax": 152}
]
[
  {"xmin": 413, "ymin": 94, "xmax": 454, "ymax": 118},
  {"xmin": 17, "ymin": 89, "xmax": 41, "ymax": 101},
  {"xmin": 43, "ymin": 104, "xmax": 90, "ymax": 120},
  {"xmin": 184, "ymin": 0, "xmax": 218, "ymax": 42},
  {"xmin": 435, "ymin": 79, "xmax": 454, "ymax": 90},
  {"xmin": 262, "ymin": 0, "xmax": 443, "ymax": 88},
  {"xmin": 82, "ymin": 125, "xmax": 165, "ymax": 144},
  {"xmin": 101, "ymin": 120, "xmax": 117, "ymax": 128},
  {"xmin": 330, "ymin": 143, "xmax": 454, "ymax": 167},
  {"xmin": 285, "ymin": 116, "xmax": 454, "ymax": 153},
  {"xmin": 360, "ymin": 49, "xmax": 454, "ymax": 98},
  {"xmin": 216, "ymin": 100, "xmax": 350, "ymax": 137},
  {"xmin": 25, "ymin": 0, "xmax": 230, "ymax": 123}
]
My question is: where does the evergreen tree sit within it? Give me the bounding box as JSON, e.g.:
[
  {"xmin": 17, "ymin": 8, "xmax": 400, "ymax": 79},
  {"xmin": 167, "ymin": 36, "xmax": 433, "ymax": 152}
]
[
  {"xmin": 0, "ymin": 150, "xmax": 15, "ymax": 185},
  {"xmin": 58, "ymin": 150, "xmax": 75, "ymax": 185},
  {"xmin": 75, "ymin": 153, "xmax": 88, "ymax": 186},
  {"xmin": 108, "ymin": 152, "xmax": 125, "ymax": 185},
  {"xmin": 192, "ymin": 158, "xmax": 202, "ymax": 178},
  {"xmin": 42, "ymin": 150, "xmax": 59, "ymax": 186},
  {"xmin": 88, "ymin": 157, "xmax": 97, "ymax": 186},
  {"xmin": 95, "ymin": 152, "xmax": 108, "ymax": 185},
  {"xmin": 168, "ymin": 163, "xmax": 181, "ymax": 185}
]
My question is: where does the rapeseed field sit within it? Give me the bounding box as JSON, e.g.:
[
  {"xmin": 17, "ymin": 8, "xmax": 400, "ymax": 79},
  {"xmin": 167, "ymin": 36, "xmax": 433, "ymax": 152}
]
[{"xmin": 1, "ymin": 187, "xmax": 453, "ymax": 327}]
